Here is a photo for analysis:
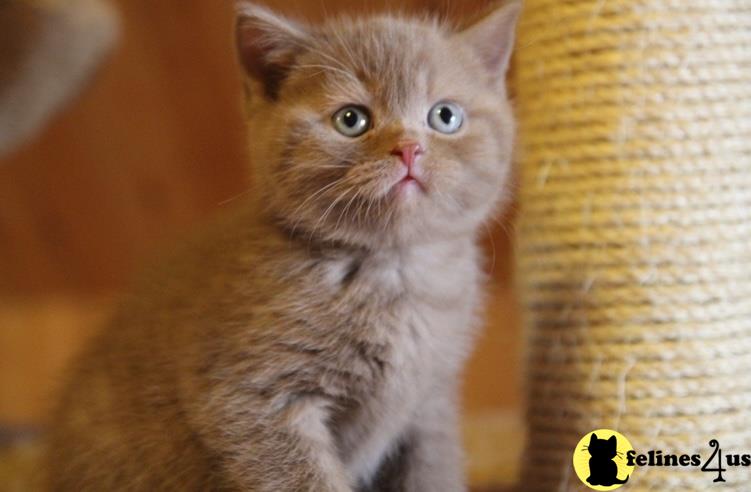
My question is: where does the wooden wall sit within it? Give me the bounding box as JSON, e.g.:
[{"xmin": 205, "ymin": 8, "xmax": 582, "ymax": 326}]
[{"xmin": 0, "ymin": 0, "xmax": 519, "ymax": 426}]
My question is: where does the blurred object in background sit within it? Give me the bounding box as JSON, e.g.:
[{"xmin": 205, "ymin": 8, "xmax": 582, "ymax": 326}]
[
  {"xmin": 0, "ymin": 1, "xmax": 521, "ymax": 489},
  {"xmin": 0, "ymin": 0, "xmax": 119, "ymax": 158}
]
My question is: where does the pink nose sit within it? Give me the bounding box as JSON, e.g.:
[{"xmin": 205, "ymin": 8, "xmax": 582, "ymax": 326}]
[{"xmin": 391, "ymin": 141, "xmax": 424, "ymax": 169}]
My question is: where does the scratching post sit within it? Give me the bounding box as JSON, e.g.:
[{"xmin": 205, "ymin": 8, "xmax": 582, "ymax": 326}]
[
  {"xmin": 0, "ymin": 0, "xmax": 118, "ymax": 158},
  {"xmin": 514, "ymin": 0, "xmax": 751, "ymax": 490}
]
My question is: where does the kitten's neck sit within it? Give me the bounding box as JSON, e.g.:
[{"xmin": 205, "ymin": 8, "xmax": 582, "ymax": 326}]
[
  {"xmin": 248, "ymin": 207, "xmax": 481, "ymax": 305},
  {"xmin": 270, "ymin": 213, "xmax": 477, "ymax": 261}
]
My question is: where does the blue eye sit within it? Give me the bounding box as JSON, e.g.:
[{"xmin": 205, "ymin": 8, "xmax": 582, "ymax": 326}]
[
  {"xmin": 333, "ymin": 106, "xmax": 371, "ymax": 137},
  {"xmin": 428, "ymin": 101, "xmax": 464, "ymax": 134}
]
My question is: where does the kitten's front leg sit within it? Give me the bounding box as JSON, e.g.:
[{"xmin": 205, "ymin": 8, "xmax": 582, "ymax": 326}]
[
  {"xmin": 187, "ymin": 389, "xmax": 352, "ymax": 492},
  {"xmin": 400, "ymin": 389, "xmax": 467, "ymax": 492}
]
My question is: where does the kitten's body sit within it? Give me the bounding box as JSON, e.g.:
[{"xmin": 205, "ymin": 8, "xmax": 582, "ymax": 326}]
[
  {"xmin": 46, "ymin": 4, "xmax": 519, "ymax": 491},
  {"xmin": 49, "ymin": 207, "xmax": 478, "ymax": 490}
]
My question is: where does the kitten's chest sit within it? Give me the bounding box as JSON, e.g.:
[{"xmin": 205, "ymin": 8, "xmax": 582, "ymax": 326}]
[
  {"xmin": 340, "ymin": 244, "xmax": 480, "ymax": 386},
  {"xmin": 328, "ymin": 244, "xmax": 480, "ymax": 481}
]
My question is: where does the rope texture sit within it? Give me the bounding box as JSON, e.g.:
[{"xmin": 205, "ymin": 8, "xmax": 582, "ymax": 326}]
[{"xmin": 514, "ymin": 1, "xmax": 751, "ymax": 490}]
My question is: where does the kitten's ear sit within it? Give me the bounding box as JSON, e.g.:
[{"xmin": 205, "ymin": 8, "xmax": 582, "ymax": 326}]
[
  {"xmin": 457, "ymin": 1, "xmax": 521, "ymax": 78},
  {"xmin": 235, "ymin": 2, "xmax": 310, "ymax": 100},
  {"xmin": 590, "ymin": 433, "xmax": 598, "ymax": 444},
  {"xmin": 608, "ymin": 435, "xmax": 617, "ymax": 444}
]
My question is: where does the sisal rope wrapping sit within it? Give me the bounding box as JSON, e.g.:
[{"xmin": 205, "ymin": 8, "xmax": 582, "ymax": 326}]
[{"xmin": 514, "ymin": 0, "xmax": 751, "ymax": 490}]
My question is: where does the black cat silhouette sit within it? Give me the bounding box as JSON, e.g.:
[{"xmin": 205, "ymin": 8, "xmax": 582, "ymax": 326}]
[{"xmin": 586, "ymin": 433, "xmax": 629, "ymax": 486}]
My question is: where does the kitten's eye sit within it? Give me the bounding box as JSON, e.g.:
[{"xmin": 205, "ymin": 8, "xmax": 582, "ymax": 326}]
[
  {"xmin": 428, "ymin": 101, "xmax": 464, "ymax": 134},
  {"xmin": 333, "ymin": 106, "xmax": 371, "ymax": 138}
]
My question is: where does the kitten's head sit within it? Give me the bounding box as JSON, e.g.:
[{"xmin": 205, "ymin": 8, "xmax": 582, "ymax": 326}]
[{"xmin": 236, "ymin": 2, "xmax": 520, "ymax": 248}]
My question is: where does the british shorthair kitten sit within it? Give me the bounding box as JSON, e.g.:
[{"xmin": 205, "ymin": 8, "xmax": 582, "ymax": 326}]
[{"xmin": 45, "ymin": 2, "xmax": 520, "ymax": 491}]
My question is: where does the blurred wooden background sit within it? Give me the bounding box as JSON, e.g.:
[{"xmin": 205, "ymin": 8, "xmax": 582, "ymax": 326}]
[{"xmin": 0, "ymin": 0, "xmax": 520, "ymax": 427}]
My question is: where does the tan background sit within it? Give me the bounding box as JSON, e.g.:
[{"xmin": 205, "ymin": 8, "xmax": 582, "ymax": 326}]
[{"xmin": 0, "ymin": 0, "xmax": 520, "ymax": 427}]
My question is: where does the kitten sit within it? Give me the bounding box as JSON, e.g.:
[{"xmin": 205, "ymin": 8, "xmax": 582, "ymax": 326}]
[{"xmin": 44, "ymin": 2, "xmax": 519, "ymax": 491}]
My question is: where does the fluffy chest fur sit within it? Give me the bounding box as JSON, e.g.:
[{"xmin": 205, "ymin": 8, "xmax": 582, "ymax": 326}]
[
  {"xmin": 283, "ymin": 239, "xmax": 482, "ymax": 483},
  {"xmin": 169, "ymin": 225, "xmax": 484, "ymax": 486}
]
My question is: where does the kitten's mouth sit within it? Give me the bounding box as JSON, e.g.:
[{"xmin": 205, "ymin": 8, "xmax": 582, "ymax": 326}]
[
  {"xmin": 395, "ymin": 171, "xmax": 425, "ymax": 193},
  {"xmin": 401, "ymin": 175, "xmax": 419, "ymax": 186}
]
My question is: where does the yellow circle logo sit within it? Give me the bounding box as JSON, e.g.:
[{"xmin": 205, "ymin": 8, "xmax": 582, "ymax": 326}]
[{"xmin": 573, "ymin": 429, "xmax": 635, "ymax": 490}]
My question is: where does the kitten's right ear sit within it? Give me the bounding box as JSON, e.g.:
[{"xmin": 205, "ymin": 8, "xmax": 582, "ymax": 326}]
[
  {"xmin": 457, "ymin": 0, "xmax": 521, "ymax": 79},
  {"xmin": 235, "ymin": 2, "xmax": 310, "ymax": 100}
]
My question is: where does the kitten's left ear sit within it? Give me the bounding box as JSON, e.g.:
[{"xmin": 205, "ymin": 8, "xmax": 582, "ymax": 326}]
[{"xmin": 456, "ymin": 1, "xmax": 522, "ymax": 78}]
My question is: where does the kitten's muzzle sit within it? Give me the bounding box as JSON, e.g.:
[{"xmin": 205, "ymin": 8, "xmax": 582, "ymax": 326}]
[{"xmin": 391, "ymin": 141, "xmax": 426, "ymax": 190}]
